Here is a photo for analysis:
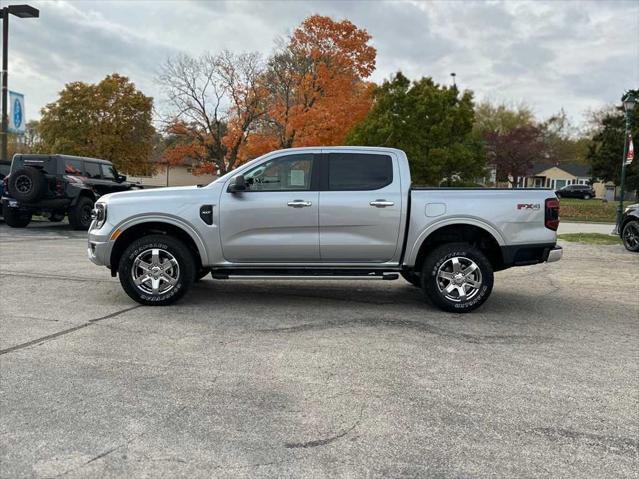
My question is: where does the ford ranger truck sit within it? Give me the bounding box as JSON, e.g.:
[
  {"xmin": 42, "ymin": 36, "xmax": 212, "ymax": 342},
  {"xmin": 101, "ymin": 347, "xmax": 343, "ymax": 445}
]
[{"xmin": 87, "ymin": 147, "xmax": 562, "ymax": 312}]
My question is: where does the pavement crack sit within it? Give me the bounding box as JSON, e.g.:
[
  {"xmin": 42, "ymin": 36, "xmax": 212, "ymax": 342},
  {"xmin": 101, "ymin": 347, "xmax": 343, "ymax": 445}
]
[
  {"xmin": 533, "ymin": 427, "xmax": 639, "ymax": 456},
  {"xmin": 0, "ymin": 305, "xmax": 141, "ymax": 355},
  {"xmin": 0, "ymin": 271, "xmax": 115, "ymax": 283},
  {"xmin": 284, "ymin": 405, "xmax": 365, "ymax": 449},
  {"xmin": 259, "ymin": 317, "xmax": 551, "ymax": 345}
]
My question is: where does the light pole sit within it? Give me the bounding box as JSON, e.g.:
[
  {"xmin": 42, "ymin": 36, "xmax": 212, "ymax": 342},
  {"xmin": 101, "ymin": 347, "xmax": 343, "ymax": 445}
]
[
  {"xmin": 1, "ymin": 4, "xmax": 39, "ymax": 161},
  {"xmin": 616, "ymin": 92, "xmax": 636, "ymax": 231},
  {"xmin": 450, "ymin": 72, "xmax": 457, "ymax": 88}
]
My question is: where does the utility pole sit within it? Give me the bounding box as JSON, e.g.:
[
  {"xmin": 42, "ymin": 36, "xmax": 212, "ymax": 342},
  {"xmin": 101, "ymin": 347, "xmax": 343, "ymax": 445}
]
[{"xmin": 0, "ymin": 4, "xmax": 40, "ymax": 161}]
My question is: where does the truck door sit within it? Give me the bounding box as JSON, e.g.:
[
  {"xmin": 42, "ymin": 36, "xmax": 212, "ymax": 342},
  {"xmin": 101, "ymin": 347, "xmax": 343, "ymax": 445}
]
[
  {"xmin": 219, "ymin": 152, "xmax": 320, "ymax": 262},
  {"xmin": 319, "ymin": 152, "xmax": 402, "ymax": 262}
]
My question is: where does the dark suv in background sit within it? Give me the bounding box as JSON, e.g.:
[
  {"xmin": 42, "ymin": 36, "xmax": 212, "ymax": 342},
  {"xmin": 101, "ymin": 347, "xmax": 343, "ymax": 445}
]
[
  {"xmin": 2, "ymin": 154, "xmax": 141, "ymax": 230},
  {"xmin": 555, "ymin": 184, "xmax": 596, "ymax": 199}
]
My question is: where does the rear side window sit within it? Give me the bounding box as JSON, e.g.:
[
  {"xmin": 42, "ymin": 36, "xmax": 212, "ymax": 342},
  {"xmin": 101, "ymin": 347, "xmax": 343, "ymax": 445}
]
[
  {"xmin": 63, "ymin": 158, "xmax": 83, "ymax": 175},
  {"xmin": 11, "ymin": 156, "xmax": 57, "ymax": 175},
  {"xmin": 84, "ymin": 162, "xmax": 101, "ymax": 179},
  {"xmin": 328, "ymin": 153, "xmax": 393, "ymax": 190}
]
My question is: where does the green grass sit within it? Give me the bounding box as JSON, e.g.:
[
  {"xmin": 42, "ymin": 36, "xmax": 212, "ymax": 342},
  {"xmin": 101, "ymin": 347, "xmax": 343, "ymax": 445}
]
[
  {"xmin": 559, "ymin": 198, "xmax": 633, "ymax": 223},
  {"xmin": 558, "ymin": 233, "xmax": 622, "ymax": 245}
]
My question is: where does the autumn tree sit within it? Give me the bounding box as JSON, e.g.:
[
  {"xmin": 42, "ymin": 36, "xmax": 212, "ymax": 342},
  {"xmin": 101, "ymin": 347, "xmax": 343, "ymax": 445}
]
[
  {"xmin": 39, "ymin": 74, "xmax": 154, "ymax": 175},
  {"xmin": 7, "ymin": 120, "xmax": 44, "ymax": 158},
  {"xmin": 157, "ymin": 51, "xmax": 267, "ymax": 175},
  {"xmin": 245, "ymin": 15, "xmax": 376, "ymax": 157},
  {"xmin": 484, "ymin": 125, "xmax": 548, "ymax": 186},
  {"xmin": 347, "ymin": 72, "xmax": 484, "ymax": 185}
]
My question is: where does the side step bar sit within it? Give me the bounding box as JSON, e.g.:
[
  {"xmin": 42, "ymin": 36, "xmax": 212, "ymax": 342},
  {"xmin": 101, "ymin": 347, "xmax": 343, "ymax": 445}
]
[{"xmin": 210, "ymin": 269, "xmax": 399, "ymax": 281}]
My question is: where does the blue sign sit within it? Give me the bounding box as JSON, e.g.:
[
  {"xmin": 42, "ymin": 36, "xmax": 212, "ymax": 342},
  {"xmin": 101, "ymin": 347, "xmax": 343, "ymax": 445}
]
[{"xmin": 8, "ymin": 91, "xmax": 25, "ymax": 134}]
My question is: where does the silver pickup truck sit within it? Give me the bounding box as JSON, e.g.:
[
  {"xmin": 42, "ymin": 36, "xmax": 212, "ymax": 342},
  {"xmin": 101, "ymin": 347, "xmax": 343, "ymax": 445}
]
[{"xmin": 88, "ymin": 147, "xmax": 562, "ymax": 312}]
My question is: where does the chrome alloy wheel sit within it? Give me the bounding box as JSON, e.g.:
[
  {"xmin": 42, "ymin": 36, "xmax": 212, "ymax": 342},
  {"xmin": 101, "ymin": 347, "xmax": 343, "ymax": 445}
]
[
  {"xmin": 623, "ymin": 222, "xmax": 639, "ymax": 249},
  {"xmin": 15, "ymin": 174, "xmax": 33, "ymax": 193},
  {"xmin": 131, "ymin": 248, "xmax": 180, "ymax": 296},
  {"xmin": 436, "ymin": 256, "xmax": 483, "ymax": 302}
]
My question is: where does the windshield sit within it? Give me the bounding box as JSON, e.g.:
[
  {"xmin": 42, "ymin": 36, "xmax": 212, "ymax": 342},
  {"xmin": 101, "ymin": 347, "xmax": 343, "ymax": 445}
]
[{"xmin": 212, "ymin": 153, "xmax": 272, "ymax": 186}]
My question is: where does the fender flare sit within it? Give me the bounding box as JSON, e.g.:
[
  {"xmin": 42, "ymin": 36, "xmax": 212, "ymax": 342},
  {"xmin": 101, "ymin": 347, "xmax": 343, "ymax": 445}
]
[
  {"xmin": 406, "ymin": 217, "xmax": 506, "ymax": 266},
  {"xmin": 113, "ymin": 214, "xmax": 210, "ymax": 266},
  {"xmin": 70, "ymin": 187, "xmax": 97, "ymax": 206}
]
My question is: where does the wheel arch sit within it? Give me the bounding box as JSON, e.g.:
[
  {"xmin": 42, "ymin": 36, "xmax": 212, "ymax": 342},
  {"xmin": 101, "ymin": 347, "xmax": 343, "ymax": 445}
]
[
  {"xmin": 109, "ymin": 217, "xmax": 207, "ymax": 274},
  {"xmin": 409, "ymin": 221, "xmax": 505, "ymax": 273},
  {"xmin": 70, "ymin": 188, "xmax": 97, "ymax": 206}
]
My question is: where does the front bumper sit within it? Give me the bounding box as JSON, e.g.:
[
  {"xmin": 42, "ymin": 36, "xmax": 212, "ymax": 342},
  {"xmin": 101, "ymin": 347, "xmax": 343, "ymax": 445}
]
[{"xmin": 87, "ymin": 226, "xmax": 114, "ymax": 267}]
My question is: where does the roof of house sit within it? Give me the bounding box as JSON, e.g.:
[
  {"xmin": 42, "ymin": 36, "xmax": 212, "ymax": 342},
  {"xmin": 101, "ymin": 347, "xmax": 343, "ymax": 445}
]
[{"xmin": 530, "ymin": 162, "xmax": 590, "ymax": 178}]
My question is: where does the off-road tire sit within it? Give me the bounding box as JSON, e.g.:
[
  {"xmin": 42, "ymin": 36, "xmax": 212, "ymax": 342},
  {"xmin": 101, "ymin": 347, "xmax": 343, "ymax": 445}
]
[
  {"xmin": 68, "ymin": 196, "xmax": 94, "ymax": 230},
  {"xmin": 421, "ymin": 242, "xmax": 494, "ymax": 313},
  {"xmin": 2, "ymin": 204, "xmax": 31, "ymax": 228},
  {"xmin": 400, "ymin": 271, "xmax": 421, "ymax": 288},
  {"xmin": 622, "ymin": 220, "xmax": 639, "ymax": 252},
  {"xmin": 118, "ymin": 234, "xmax": 196, "ymax": 306},
  {"xmin": 8, "ymin": 167, "xmax": 47, "ymax": 203}
]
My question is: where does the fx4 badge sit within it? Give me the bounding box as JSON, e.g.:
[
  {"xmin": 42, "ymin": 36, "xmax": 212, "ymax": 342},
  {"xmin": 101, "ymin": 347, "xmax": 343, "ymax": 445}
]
[{"xmin": 517, "ymin": 203, "xmax": 541, "ymax": 210}]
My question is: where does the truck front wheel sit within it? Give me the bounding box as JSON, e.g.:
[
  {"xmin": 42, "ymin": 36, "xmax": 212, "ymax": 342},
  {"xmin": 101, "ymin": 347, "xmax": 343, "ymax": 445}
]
[
  {"xmin": 421, "ymin": 242, "xmax": 494, "ymax": 313},
  {"xmin": 118, "ymin": 234, "xmax": 196, "ymax": 306}
]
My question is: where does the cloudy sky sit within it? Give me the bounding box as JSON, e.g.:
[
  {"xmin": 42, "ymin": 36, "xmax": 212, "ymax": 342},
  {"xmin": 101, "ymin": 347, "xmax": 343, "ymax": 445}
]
[{"xmin": 5, "ymin": 0, "xmax": 639, "ymax": 127}]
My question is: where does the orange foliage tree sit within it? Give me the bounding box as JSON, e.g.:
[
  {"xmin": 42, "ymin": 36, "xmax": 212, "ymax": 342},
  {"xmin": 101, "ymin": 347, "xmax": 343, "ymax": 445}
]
[
  {"xmin": 158, "ymin": 15, "xmax": 376, "ymax": 174},
  {"xmin": 243, "ymin": 15, "xmax": 376, "ymax": 159},
  {"xmin": 158, "ymin": 52, "xmax": 267, "ymax": 175}
]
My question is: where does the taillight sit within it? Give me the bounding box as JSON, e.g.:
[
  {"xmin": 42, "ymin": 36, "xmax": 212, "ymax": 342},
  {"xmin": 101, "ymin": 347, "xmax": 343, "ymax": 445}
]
[
  {"xmin": 56, "ymin": 178, "xmax": 64, "ymax": 196},
  {"xmin": 545, "ymin": 198, "xmax": 560, "ymax": 231}
]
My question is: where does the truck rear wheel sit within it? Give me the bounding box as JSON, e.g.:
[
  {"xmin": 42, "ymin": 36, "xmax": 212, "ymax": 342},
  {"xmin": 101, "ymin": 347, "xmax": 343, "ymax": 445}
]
[
  {"xmin": 421, "ymin": 242, "xmax": 494, "ymax": 313},
  {"xmin": 118, "ymin": 234, "xmax": 196, "ymax": 306}
]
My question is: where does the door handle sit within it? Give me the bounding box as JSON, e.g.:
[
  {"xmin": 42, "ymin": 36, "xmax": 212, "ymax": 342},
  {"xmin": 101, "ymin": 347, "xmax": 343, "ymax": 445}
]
[
  {"xmin": 287, "ymin": 200, "xmax": 312, "ymax": 208},
  {"xmin": 370, "ymin": 199, "xmax": 394, "ymax": 207}
]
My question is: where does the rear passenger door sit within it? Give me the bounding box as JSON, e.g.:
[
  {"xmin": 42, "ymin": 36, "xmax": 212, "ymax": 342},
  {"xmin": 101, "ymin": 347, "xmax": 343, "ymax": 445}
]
[{"xmin": 319, "ymin": 152, "xmax": 402, "ymax": 263}]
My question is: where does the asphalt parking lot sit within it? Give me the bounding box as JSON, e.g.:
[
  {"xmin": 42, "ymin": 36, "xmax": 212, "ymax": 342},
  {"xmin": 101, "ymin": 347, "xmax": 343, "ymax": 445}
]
[{"xmin": 1, "ymin": 220, "xmax": 638, "ymax": 478}]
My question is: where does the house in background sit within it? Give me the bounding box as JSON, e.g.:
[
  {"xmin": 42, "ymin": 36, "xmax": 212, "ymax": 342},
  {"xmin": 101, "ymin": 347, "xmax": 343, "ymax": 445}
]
[
  {"xmin": 127, "ymin": 157, "xmax": 217, "ymax": 188},
  {"xmin": 514, "ymin": 162, "xmax": 591, "ymax": 190}
]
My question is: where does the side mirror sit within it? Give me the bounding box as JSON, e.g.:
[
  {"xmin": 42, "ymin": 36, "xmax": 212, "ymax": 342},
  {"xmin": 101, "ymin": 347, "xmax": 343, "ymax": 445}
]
[
  {"xmin": 229, "ymin": 174, "xmax": 247, "ymax": 193},
  {"xmin": 117, "ymin": 174, "xmax": 127, "ymax": 183}
]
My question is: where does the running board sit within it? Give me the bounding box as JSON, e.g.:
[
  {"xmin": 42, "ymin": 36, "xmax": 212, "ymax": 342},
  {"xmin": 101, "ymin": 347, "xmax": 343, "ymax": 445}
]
[{"xmin": 210, "ymin": 270, "xmax": 399, "ymax": 281}]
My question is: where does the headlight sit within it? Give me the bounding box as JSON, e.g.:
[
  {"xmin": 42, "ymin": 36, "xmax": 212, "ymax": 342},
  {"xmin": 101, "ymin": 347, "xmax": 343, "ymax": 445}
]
[{"xmin": 91, "ymin": 203, "xmax": 107, "ymax": 229}]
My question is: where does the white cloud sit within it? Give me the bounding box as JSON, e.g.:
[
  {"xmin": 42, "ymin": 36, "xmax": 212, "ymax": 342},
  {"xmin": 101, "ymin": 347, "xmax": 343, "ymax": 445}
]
[{"xmin": 6, "ymin": 0, "xmax": 639, "ymax": 126}]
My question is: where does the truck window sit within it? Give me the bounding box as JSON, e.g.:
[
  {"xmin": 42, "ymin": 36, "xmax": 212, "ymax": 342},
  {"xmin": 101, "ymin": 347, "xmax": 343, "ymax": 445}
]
[
  {"xmin": 11, "ymin": 156, "xmax": 57, "ymax": 175},
  {"xmin": 243, "ymin": 154, "xmax": 314, "ymax": 191},
  {"xmin": 101, "ymin": 164, "xmax": 117, "ymax": 180},
  {"xmin": 63, "ymin": 158, "xmax": 83, "ymax": 175},
  {"xmin": 328, "ymin": 153, "xmax": 393, "ymax": 191},
  {"xmin": 84, "ymin": 162, "xmax": 102, "ymax": 179}
]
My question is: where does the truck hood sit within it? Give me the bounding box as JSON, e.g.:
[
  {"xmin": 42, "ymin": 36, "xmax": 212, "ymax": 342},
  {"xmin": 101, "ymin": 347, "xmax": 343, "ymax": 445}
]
[{"xmin": 100, "ymin": 185, "xmax": 201, "ymax": 203}]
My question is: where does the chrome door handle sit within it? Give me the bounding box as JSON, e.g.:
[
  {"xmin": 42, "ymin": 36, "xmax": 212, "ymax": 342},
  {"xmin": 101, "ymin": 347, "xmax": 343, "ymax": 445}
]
[
  {"xmin": 370, "ymin": 199, "xmax": 394, "ymax": 207},
  {"xmin": 287, "ymin": 200, "xmax": 312, "ymax": 208}
]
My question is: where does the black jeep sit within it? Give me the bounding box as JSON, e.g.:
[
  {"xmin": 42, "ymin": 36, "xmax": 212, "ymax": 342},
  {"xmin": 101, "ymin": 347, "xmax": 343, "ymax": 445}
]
[{"xmin": 1, "ymin": 154, "xmax": 141, "ymax": 230}]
